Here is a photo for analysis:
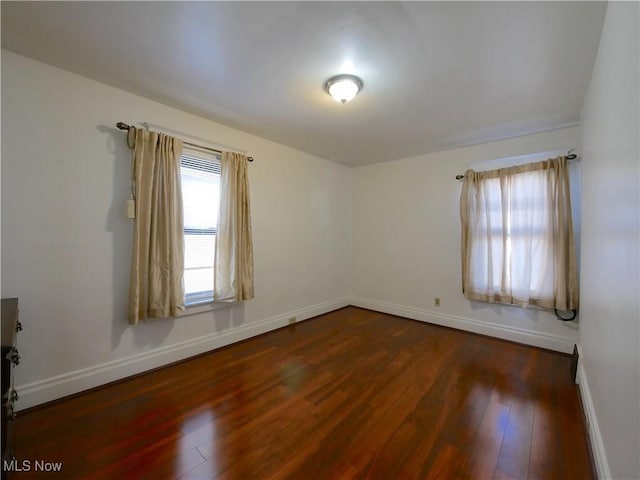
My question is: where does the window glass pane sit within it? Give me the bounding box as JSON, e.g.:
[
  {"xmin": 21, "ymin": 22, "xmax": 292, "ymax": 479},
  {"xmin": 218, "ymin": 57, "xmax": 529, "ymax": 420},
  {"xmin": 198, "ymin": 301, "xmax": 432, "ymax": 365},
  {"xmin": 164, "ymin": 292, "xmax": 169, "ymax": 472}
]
[
  {"xmin": 182, "ymin": 168, "xmax": 220, "ymax": 230},
  {"xmin": 184, "ymin": 234, "xmax": 215, "ymax": 269},
  {"xmin": 180, "ymin": 152, "xmax": 220, "ymax": 304},
  {"xmin": 184, "ymin": 267, "xmax": 214, "ymax": 299}
]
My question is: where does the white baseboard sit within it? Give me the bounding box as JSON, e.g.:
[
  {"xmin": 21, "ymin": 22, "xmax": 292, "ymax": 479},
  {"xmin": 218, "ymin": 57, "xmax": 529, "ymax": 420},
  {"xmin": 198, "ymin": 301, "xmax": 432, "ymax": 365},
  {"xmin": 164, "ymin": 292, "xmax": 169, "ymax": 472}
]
[
  {"xmin": 576, "ymin": 352, "xmax": 611, "ymax": 480},
  {"xmin": 16, "ymin": 297, "xmax": 350, "ymax": 411},
  {"xmin": 350, "ymin": 296, "xmax": 576, "ymax": 353},
  {"xmin": 16, "ymin": 296, "xmax": 577, "ymax": 410}
]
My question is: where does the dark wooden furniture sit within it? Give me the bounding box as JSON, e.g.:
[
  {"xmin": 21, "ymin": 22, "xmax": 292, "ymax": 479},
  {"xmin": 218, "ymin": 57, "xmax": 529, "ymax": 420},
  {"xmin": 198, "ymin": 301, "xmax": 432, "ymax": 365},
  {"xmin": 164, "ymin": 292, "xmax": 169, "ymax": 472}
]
[{"xmin": 1, "ymin": 298, "xmax": 20, "ymax": 479}]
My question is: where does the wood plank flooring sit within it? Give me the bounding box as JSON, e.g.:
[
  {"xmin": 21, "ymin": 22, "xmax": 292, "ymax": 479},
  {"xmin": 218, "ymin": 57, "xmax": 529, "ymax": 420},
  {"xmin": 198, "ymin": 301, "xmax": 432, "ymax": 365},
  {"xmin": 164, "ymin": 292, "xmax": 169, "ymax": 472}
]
[{"xmin": 9, "ymin": 307, "xmax": 593, "ymax": 479}]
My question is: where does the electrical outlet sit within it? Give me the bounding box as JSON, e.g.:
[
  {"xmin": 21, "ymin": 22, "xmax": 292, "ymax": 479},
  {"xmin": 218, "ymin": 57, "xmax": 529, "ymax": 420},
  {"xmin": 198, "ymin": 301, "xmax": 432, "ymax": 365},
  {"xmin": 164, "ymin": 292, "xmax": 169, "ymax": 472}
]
[
  {"xmin": 288, "ymin": 316, "xmax": 297, "ymax": 325},
  {"xmin": 434, "ymin": 297, "xmax": 440, "ymax": 307}
]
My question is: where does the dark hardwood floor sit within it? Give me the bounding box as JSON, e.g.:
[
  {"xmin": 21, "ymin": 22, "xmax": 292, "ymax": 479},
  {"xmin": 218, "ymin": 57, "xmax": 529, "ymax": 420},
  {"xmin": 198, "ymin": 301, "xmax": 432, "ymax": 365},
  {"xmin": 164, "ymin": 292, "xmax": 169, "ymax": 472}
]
[{"xmin": 9, "ymin": 307, "xmax": 593, "ymax": 479}]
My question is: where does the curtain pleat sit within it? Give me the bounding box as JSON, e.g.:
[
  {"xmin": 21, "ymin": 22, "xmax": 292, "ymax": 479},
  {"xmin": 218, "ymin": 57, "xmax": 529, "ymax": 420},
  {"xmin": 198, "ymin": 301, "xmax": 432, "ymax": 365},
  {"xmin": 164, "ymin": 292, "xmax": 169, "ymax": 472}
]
[
  {"xmin": 214, "ymin": 152, "xmax": 255, "ymax": 302},
  {"xmin": 460, "ymin": 157, "xmax": 578, "ymax": 310},
  {"xmin": 128, "ymin": 129, "xmax": 185, "ymax": 324}
]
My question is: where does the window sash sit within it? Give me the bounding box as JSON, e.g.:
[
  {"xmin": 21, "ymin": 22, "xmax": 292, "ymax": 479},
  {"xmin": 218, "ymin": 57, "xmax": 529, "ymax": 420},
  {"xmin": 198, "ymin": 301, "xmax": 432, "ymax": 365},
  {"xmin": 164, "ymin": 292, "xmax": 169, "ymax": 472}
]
[{"xmin": 180, "ymin": 150, "xmax": 220, "ymax": 305}]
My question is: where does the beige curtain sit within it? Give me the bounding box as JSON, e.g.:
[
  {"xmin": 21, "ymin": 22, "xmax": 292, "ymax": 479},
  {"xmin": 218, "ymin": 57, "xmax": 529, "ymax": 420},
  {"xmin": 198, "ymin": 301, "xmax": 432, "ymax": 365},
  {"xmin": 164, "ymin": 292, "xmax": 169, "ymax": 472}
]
[
  {"xmin": 214, "ymin": 152, "xmax": 255, "ymax": 302},
  {"xmin": 128, "ymin": 128, "xmax": 185, "ymax": 324},
  {"xmin": 460, "ymin": 156, "xmax": 578, "ymax": 310}
]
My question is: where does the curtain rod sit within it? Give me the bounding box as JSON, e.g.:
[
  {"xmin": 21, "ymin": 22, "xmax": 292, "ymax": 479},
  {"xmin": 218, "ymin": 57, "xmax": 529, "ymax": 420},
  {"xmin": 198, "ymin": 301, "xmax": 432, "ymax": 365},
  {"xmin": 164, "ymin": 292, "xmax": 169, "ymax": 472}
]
[
  {"xmin": 454, "ymin": 151, "xmax": 577, "ymax": 180},
  {"xmin": 116, "ymin": 122, "xmax": 254, "ymax": 162}
]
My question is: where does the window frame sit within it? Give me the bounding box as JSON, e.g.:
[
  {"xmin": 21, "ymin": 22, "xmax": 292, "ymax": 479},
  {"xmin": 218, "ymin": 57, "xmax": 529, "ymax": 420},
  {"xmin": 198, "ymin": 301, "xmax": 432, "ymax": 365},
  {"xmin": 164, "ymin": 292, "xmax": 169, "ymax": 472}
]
[
  {"xmin": 462, "ymin": 150, "xmax": 580, "ymax": 309},
  {"xmin": 180, "ymin": 146, "xmax": 221, "ymax": 307}
]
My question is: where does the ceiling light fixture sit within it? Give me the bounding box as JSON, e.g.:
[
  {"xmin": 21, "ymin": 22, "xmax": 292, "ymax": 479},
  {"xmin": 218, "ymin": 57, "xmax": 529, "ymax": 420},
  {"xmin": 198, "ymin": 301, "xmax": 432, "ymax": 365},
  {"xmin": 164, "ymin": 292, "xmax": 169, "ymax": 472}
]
[{"xmin": 325, "ymin": 74, "xmax": 363, "ymax": 104}]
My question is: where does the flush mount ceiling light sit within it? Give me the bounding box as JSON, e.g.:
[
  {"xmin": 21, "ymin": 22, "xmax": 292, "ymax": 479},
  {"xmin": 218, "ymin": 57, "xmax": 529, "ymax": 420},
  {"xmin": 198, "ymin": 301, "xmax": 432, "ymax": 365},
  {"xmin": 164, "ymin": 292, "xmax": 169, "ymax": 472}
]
[{"xmin": 325, "ymin": 74, "xmax": 363, "ymax": 104}]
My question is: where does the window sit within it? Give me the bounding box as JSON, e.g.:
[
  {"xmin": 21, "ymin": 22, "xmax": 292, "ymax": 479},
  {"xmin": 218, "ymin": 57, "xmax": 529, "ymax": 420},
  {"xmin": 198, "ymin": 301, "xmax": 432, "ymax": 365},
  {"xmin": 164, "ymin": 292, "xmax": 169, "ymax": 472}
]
[
  {"xmin": 460, "ymin": 157, "xmax": 578, "ymax": 311},
  {"xmin": 467, "ymin": 170, "xmax": 551, "ymax": 301},
  {"xmin": 180, "ymin": 148, "xmax": 221, "ymax": 305}
]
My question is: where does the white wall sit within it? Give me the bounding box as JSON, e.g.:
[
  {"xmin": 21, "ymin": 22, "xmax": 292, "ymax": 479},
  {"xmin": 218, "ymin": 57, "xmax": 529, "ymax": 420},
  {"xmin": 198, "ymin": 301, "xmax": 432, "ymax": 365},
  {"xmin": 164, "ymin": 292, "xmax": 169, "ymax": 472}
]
[
  {"xmin": 578, "ymin": 2, "xmax": 640, "ymax": 479},
  {"xmin": 1, "ymin": 51, "xmax": 352, "ymax": 409},
  {"xmin": 352, "ymin": 127, "xmax": 581, "ymax": 352}
]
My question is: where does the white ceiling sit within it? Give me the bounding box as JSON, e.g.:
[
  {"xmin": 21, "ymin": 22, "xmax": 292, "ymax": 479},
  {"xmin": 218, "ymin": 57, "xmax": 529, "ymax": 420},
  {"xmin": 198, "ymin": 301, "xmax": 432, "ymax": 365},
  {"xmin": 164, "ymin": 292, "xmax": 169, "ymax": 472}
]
[{"xmin": 1, "ymin": 1, "xmax": 606, "ymax": 167}]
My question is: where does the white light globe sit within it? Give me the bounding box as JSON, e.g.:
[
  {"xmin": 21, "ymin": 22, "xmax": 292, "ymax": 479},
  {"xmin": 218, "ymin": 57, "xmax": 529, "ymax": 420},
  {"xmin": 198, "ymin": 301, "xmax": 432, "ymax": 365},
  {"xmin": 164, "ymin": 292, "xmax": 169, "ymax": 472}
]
[
  {"xmin": 325, "ymin": 75, "xmax": 363, "ymax": 104},
  {"xmin": 329, "ymin": 79, "xmax": 359, "ymax": 103}
]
